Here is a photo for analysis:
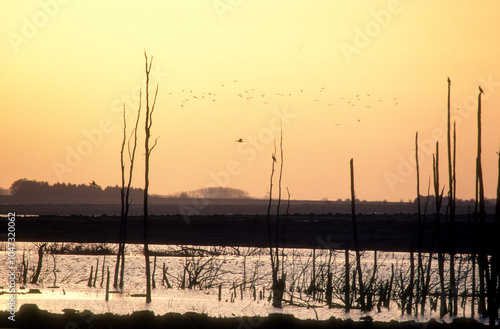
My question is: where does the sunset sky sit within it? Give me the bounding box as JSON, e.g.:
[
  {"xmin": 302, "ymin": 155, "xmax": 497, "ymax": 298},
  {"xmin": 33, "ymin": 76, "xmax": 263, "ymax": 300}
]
[{"xmin": 1, "ymin": 0, "xmax": 499, "ymax": 202}]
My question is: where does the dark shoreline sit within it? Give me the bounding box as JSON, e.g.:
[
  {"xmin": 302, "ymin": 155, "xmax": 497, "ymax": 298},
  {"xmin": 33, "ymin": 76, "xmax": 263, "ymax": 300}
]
[
  {"xmin": 2, "ymin": 213, "xmax": 496, "ymax": 254},
  {"xmin": 0, "ymin": 304, "xmax": 488, "ymax": 329}
]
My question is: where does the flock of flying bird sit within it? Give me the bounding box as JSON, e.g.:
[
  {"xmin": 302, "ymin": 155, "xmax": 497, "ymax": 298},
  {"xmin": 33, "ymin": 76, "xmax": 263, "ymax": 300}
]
[
  {"xmin": 173, "ymin": 79, "xmax": 399, "ymax": 111},
  {"xmin": 168, "ymin": 79, "xmax": 402, "ymax": 141}
]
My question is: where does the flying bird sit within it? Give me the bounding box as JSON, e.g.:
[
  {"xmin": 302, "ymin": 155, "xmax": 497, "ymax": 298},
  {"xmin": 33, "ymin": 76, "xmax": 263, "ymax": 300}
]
[
  {"xmin": 90, "ymin": 180, "xmax": 99, "ymax": 187},
  {"xmin": 235, "ymin": 138, "xmax": 243, "ymax": 143}
]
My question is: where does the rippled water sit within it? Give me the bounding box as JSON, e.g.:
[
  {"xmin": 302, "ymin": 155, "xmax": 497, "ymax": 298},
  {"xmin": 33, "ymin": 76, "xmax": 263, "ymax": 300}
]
[{"xmin": 0, "ymin": 242, "xmax": 488, "ymax": 324}]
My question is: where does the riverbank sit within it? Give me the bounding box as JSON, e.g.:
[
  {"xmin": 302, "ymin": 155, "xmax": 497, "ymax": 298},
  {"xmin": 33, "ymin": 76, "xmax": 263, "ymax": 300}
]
[{"xmin": 0, "ymin": 304, "xmax": 488, "ymax": 329}]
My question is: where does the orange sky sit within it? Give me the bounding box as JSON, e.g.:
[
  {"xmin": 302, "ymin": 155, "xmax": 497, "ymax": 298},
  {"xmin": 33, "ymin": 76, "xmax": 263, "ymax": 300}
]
[{"xmin": 1, "ymin": 0, "xmax": 499, "ymax": 201}]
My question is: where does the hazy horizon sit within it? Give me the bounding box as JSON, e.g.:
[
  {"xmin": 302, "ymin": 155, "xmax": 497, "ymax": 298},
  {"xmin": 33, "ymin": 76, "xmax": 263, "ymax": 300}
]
[{"xmin": 2, "ymin": 0, "xmax": 500, "ymax": 202}]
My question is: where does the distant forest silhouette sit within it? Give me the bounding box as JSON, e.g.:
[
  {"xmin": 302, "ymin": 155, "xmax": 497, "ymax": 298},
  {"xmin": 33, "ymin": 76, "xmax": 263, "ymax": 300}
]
[{"xmin": 7, "ymin": 179, "xmax": 251, "ymax": 200}]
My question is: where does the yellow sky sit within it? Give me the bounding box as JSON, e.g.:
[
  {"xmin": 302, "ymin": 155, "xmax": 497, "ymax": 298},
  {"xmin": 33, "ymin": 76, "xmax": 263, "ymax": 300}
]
[{"xmin": 1, "ymin": 0, "xmax": 499, "ymax": 201}]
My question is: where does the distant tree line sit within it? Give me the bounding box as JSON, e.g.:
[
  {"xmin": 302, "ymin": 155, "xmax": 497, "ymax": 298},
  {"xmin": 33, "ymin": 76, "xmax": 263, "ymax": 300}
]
[
  {"xmin": 170, "ymin": 186, "xmax": 251, "ymax": 199},
  {"xmin": 9, "ymin": 179, "xmax": 143, "ymax": 200},
  {"xmin": 7, "ymin": 179, "xmax": 251, "ymax": 200}
]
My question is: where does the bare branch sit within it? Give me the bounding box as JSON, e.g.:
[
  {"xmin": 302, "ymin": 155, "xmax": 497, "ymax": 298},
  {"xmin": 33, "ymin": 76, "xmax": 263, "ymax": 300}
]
[
  {"xmin": 149, "ymin": 85, "xmax": 159, "ymax": 129},
  {"xmin": 149, "ymin": 136, "xmax": 160, "ymax": 154}
]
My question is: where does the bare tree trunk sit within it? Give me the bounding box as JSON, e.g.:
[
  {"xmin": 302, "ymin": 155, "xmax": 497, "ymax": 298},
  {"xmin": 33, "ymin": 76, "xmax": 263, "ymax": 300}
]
[
  {"xmin": 345, "ymin": 249, "xmax": 350, "ymax": 311},
  {"xmin": 275, "ymin": 123, "xmax": 283, "ymax": 276},
  {"xmin": 114, "ymin": 107, "xmax": 127, "ymax": 289},
  {"xmin": 350, "ymin": 158, "xmax": 365, "ymax": 310},
  {"xmin": 31, "ymin": 243, "xmax": 47, "ymax": 285},
  {"xmin": 115, "ymin": 92, "xmax": 142, "ymax": 290},
  {"xmin": 490, "ymin": 145, "xmax": 500, "ymax": 325},
  {"xmin": 433, "ymin": 143, "xmax": 447, "ymax": 318},
  {"xmin": 266, "ymin": 142, "xmax": 277, "ymax": 301},
  {"xmin": 446, "ymin": 78, "xmax": 457, "ymax": 316},
  {"xmin": 407, "ymin": 251, "xmax": 414, "ymax": 315},
  {"xmin": 415, "ymin": 132, "xmax": 423, "ymax": 317},
  {"xmin": 421, "ymin": 179, "xmax": 432, "ymax": 315},
  {"xmin": 143, "ymin": 51, "xmax": 159, "ymax": 304},
  {"xmin": 476, "ymin": 87, "xmax": 488, "ymax": 317}
]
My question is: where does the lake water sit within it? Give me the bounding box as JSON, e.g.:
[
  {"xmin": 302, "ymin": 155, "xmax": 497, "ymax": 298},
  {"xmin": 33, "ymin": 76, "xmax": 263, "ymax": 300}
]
[{"xmin": 0, "ymin": 242, "xmax": 490, "ymax": 324}]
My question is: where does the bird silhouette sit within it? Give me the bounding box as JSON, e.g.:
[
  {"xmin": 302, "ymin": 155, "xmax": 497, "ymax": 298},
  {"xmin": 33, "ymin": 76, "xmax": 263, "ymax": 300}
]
[
  {"xmin": 447, "ymin": 77, "xmax": 451, "ymax": 85},
  {"xmin": 235, "ymin": 138, "xmax": 243, "ymax": 143},
  {"xmin": 90, "ymin": 180, "xmax": 99, "ymax": 187},
  {"xmin": 272, "ymin": 155, "xmax": 277, "ymax": 163},
  {"xmin": 479, "ymin": 85, "xmax": 484, "ymax": 94}
]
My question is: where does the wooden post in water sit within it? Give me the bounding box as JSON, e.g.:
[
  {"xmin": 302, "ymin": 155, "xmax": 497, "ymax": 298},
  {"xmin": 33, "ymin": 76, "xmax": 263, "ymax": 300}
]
[
  {"xmin": 326, "ymin": 272, "xmax": 333, "ymax": 308},
  {"xmin": 350, "ymin": 158, "xmax": 365, "ymax": 310},
  {"xmin": 93, "ymin": 258, "xmax": 99, "ymax": 288},
  {"xmin": 105, "ymin": 266, "xmax": 110, "ymax": 301},
  {"xmin": 152, "ymin": 255, "xmax": 157, "ymax": 289},
  {"xmin": 100, "ymin": 256, "xmax": 106, "ymax": 288},
  {"xmin": 345, "ymin": 249, "xmax": 350, "ymax": 311},
  {"xmin": 88, "ymin": 265, "xmax": 93, "ymax": 288}
]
